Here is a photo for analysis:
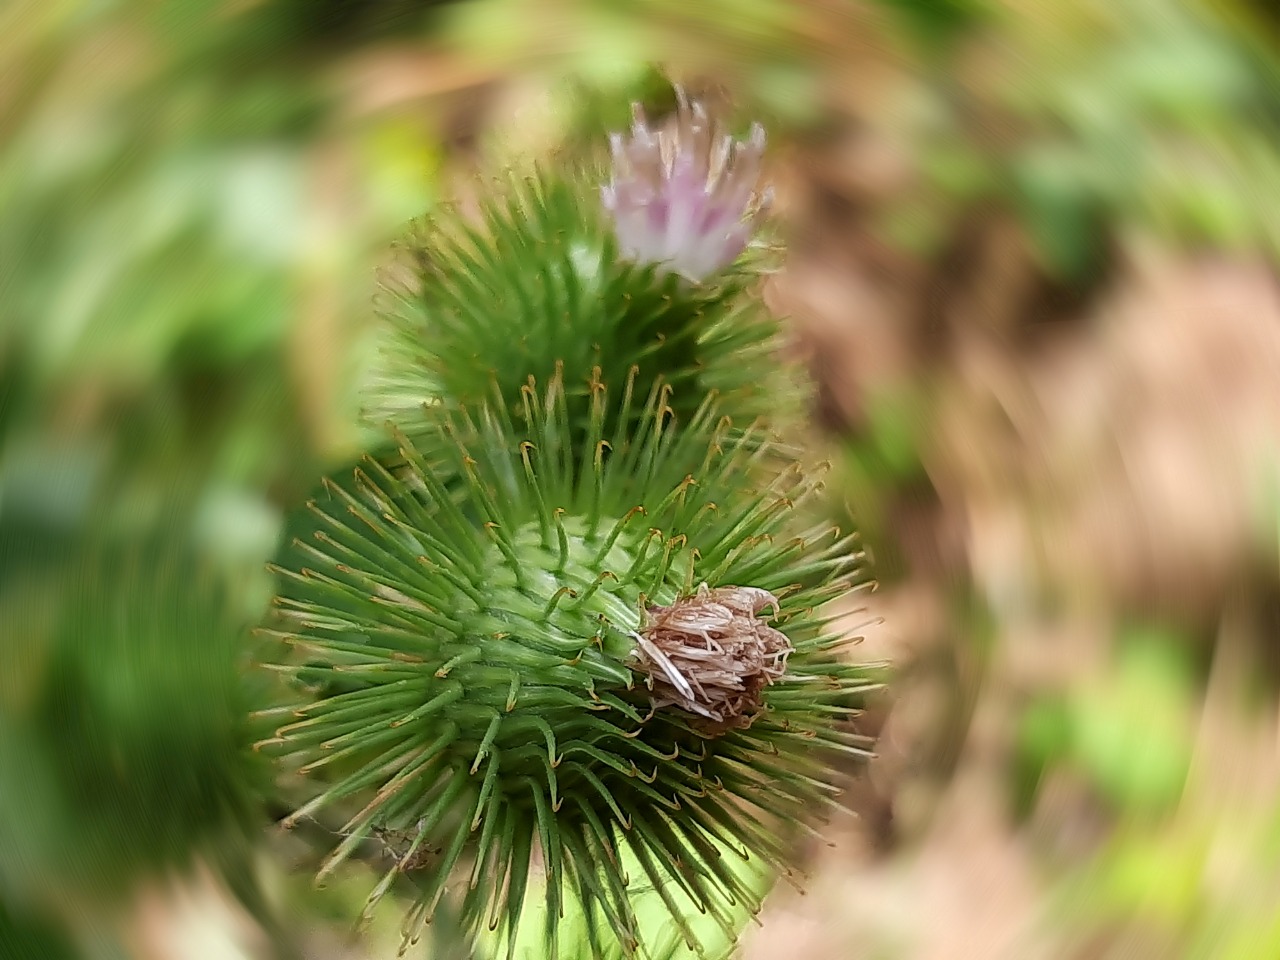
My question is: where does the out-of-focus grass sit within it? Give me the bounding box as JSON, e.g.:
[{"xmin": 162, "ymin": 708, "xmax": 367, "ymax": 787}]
[{"xmin": 0, "ymin": 0, "xmax": 451, "ymax": 948}]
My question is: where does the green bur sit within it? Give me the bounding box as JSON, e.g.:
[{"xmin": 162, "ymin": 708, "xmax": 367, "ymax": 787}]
[
  {"xmin": 261, "ymin": 374, "xmax": 875, "ymax": 958},
  {"xmin": 365, "ymin": 169, "xmax": 794, "ymax": 454},
  {"xmin": 486, "ymin": 828, "xmax": 773, "ymax": 960}
]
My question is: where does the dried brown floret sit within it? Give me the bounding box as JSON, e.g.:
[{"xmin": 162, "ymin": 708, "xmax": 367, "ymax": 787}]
[{"xmin": 630, "ymin": 584, "xmax": 793, "ymax": 734}]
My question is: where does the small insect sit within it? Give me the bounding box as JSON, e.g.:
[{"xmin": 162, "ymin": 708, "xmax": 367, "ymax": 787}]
[{"xmin": 371, "ymin": 820, "xmax": 442, "ymax": 872}]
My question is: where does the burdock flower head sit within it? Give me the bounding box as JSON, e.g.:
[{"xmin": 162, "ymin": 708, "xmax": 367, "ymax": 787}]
[{"xmin": 601, "ymin": 88, "xmax": 771, "ymax": 282}]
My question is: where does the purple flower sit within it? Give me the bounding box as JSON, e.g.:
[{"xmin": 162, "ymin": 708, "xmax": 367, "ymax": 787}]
[{"xmin": 601, "ymin": 89, "xmax": 771, "ymax": 282}]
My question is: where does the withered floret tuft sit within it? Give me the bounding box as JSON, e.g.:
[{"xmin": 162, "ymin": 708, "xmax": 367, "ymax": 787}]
[{"xmin": 631, "ymin": 584, "xmax": 793, "ymax": 733}]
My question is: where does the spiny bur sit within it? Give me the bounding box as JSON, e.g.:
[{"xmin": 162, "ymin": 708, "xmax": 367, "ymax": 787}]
[
  {"xmin": 366, "ymin": 88, "xmax": 796, "ymax": 465},
  {"xmin": 259, "ymin": 376, "xmax": 876, "ymax": 959}
]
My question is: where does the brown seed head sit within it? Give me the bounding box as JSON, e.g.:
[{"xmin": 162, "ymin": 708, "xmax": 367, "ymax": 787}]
[{"xmin": 630, "ymin": 584, "xmax": 793, "ymax": 734}]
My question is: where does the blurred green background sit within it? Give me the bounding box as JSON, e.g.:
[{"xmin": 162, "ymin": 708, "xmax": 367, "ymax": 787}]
[{"xmin": 4, "ymin": 0, "xmax": 1280, "ymax": 957}]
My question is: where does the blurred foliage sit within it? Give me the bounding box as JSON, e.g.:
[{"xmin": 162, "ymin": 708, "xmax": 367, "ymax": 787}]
[
  {"xmin": 867, "ymin": 0, "xmax": 990, "ymax": 52},
  {"xmin": 0, "ymin": 899, "xmax": 81, "ymax": 960},
  {"xmin": 1015, "ymin": 627, "xmax": 1196, "ymax": 820},
  {"xmin": 877, "ymin": 0, "xmax": 1280, "ymax": 280},
  {"xmin": 0, "ymin": 0, "xmax": 433, "ymax": 946},
  {"xmin": 0, "ymin": 538, "xmax": 265, "ymax": 905},
  {"xmin": 1052, "ymin": 727, "xmax": 1280, "ymax": 960},
  {"xmin": 438, "ymin": 0, "xmax": 837, "ymax": 125},
  {"xmin": 833, "ymin": 385, "xmax": 931, "ymax": 583}
]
